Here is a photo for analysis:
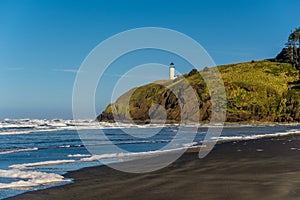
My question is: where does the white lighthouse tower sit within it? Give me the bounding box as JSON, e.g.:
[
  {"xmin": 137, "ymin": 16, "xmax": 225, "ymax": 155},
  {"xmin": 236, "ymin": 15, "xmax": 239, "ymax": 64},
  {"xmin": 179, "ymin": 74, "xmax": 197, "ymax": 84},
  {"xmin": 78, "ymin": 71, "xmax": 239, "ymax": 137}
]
[{"xmin": 169, "ymin": 62, "xmax": 175, "ymax": 80}]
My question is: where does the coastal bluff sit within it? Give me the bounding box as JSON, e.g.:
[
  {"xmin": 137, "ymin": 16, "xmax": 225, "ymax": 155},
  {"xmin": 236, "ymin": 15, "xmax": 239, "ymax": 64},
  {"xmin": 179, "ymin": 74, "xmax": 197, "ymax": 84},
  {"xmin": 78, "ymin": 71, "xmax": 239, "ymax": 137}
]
[{"xmin": 97, "ymin": 60, "xmax": 300, "ymax": 123}]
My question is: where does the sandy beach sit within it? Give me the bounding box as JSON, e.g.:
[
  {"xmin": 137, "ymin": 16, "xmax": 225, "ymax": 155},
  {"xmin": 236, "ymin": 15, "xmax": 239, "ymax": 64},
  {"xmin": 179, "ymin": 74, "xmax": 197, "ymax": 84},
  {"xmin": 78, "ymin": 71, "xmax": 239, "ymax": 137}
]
[{"xmin": 7, "ymin": 134, "xmax": 300, "ymax": 200}]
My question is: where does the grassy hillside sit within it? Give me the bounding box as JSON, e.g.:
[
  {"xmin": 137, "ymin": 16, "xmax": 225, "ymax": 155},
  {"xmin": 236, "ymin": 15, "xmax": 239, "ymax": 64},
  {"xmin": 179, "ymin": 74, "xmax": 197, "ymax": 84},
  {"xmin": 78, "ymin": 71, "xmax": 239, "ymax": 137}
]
[{"xmin": 97, "ymin": 60, "xmax": 300, "ymax": 123}]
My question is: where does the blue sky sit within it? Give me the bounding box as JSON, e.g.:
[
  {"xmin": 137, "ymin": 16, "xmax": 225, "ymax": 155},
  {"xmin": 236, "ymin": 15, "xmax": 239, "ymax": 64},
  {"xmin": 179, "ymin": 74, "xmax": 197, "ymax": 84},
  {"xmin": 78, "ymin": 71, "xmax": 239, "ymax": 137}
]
[{"xmin": 1, "ymin": 0, "xmax": 300, "ymax": 119}]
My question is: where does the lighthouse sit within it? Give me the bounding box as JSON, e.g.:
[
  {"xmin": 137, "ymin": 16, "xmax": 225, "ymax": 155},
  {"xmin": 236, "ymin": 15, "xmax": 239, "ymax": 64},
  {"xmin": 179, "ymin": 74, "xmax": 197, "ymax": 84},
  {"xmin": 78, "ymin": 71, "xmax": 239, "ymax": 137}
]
[{"xmin": 169, "ymin": 62, "xmax": 175, "ymax": 80}]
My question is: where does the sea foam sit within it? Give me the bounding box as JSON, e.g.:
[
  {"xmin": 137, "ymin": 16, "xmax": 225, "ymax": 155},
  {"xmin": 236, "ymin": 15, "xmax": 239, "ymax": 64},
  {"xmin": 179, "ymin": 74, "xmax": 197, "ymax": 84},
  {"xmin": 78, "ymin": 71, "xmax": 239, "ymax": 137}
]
[{"xmin": 0, "ymin": 169, "xmax": 70, "ymax": 189}]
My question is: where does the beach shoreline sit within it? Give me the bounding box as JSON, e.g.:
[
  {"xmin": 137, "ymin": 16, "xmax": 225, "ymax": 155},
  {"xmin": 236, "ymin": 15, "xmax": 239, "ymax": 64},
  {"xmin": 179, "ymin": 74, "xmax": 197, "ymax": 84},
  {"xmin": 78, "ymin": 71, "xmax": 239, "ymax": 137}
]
[{"xmin": 7, "ymin": 134, "xmax": 300, "ymax": 200}]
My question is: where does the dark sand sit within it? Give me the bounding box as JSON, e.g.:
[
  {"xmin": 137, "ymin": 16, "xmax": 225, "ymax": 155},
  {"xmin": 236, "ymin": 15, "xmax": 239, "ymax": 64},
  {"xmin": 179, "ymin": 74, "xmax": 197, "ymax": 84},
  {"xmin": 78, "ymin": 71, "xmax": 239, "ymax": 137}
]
[{"xmin": 8, "ymin": 135, "xmax": 300, "ymax": 200}]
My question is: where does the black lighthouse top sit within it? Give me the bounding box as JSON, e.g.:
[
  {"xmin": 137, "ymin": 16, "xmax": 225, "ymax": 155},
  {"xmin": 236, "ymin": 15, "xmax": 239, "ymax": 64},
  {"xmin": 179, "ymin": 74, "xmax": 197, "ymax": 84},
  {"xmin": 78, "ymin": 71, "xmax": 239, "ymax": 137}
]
[{"xmin": 170, "ymin": 62, "xmax": 174, "ymax": 67}]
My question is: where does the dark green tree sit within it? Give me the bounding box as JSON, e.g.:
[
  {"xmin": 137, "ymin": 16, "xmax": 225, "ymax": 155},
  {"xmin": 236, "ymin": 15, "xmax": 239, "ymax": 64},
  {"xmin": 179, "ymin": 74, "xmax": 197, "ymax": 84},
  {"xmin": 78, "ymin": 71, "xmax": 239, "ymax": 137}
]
[
  {"xmin": 276, "ymin": 27, "xmax": 300, "ymax": 77},
  {"xmin": 287, "ymin": 28, "xmax": 300, "ymax": 68}
]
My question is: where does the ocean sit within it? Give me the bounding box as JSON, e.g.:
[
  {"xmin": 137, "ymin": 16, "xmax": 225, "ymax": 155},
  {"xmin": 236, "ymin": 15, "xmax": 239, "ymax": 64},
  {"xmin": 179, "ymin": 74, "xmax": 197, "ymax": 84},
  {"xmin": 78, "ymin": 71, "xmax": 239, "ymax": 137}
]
[{"xmin": 0, "ymin": 118, "xmax": 300, "ymax": 199}]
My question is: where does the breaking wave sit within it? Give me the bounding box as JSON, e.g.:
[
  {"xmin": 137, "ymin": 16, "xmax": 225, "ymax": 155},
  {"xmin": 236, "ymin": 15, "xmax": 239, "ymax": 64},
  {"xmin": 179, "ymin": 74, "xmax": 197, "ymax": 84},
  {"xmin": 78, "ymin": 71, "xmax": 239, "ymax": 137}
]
[
  {"xmin": 0, "ymin": 118, "xmax": 171, "ymax": 135},
  {"xmin": 213, "ymin": 129, "xmax": 300, "ymax": 142},
  {"xmin": 0, "ymin": 169, "xmax": 70, "ymax": 189}
]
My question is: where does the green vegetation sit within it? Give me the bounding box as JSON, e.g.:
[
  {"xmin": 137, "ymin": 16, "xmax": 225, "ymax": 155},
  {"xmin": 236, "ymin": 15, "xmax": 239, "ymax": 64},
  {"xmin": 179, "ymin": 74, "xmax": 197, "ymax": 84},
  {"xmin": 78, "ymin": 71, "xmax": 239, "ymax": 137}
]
[{"xmin": 97, "ymin": 60, "xmax": 300, "ymax": 123}]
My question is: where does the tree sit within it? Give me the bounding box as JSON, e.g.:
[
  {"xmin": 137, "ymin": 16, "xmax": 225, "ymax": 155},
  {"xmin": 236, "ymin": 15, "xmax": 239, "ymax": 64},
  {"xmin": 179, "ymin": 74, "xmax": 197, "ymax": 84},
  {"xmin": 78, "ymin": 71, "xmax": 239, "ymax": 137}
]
[
  {"xmin": 188, "ymin": 68, "xmax": 198, "ymax": 76},
  {"xmin": 276, "ymin": 27, "xmax": 300, "ymax": 76},
  {"xmin": 286, "ymin": 28, "xmax": 300, "ymax": 68},
  {"xmin": 289, "ymin": 28, "xmax": 300, "ymax": 46},
  {"xmin": 290, "ymin": 28, "xmax": 300, "ymax": 69}
]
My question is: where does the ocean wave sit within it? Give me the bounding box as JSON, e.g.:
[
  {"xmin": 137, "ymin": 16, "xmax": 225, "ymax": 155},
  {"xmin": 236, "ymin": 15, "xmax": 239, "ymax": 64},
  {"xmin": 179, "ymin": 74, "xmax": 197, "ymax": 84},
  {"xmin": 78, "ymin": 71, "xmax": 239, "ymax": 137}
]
[
  {"xmin": 79, "ymin": 145, "xmax": 194, "ymax": 162},
  {"xmin": 0, "ymin": 119, "xmax": 170, "ymax": 135},
  {"xmin": 0, "ymin": 119, "xmax": 99, "ymax": 135},
  {"xmin": 212, "ymin": 130, "xmax": 300, "ymax": 142},
  {"xmin": 58, "ymin": 145, "xmax": 71, "ymax": 148},
  {"xmin": 10, "ymin": 160, "xmax": 76, "ymax": 170},
  {"xmin": 4, "ymin": 118, "xmax": 299, "ymax": 136},
  {"xmin": 8, "ymin": 142, "xmax": 198, "ymax": 170},
  {"xmin": 182, "ymin": 142, "xmax": 198, "ymax": 147},
  {"xmin": 67, "ymin": 154, "xmax": 91, "ymax": 158},
  {"xmin": 0, "ymin": 169, "xmax": 70, "ymax": 189},
  {"xmin": 0, "ymin": 147, "xmax": 38, "ymax": 155}
]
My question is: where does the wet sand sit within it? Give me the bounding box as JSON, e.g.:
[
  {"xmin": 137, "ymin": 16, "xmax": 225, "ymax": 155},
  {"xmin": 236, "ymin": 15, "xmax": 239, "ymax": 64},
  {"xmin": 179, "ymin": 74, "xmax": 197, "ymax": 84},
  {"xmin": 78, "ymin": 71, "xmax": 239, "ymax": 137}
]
[{"xmin": 8, "ymin": 135, "xmax": 300, "ymax": 200}]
